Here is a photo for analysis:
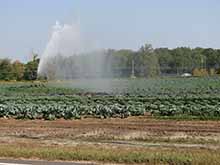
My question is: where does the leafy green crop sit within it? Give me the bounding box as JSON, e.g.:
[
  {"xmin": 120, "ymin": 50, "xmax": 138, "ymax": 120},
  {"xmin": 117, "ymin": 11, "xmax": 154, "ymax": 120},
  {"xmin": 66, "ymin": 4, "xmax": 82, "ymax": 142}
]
[{"xmin": 1, "ymin": 77, "xmax": 220, "ymax": 120}]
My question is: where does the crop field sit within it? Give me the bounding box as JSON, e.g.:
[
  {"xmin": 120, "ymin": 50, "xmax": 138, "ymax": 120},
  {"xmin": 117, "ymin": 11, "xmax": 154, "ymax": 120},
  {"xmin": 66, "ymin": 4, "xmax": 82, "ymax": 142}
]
[
  {"xmin": 1, "ymin": 77, "xmax": 220, "ymax": 120},
  {"xmin": 1, "ymin": 77, "xmax": 220, "ymax": 164}
]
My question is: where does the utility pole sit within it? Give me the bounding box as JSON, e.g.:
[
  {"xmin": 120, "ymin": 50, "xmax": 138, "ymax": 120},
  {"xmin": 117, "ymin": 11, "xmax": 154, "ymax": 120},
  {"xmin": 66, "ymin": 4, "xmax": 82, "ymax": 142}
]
[{"xmin": 130, "ymin": 59, "xmax": 136, "ymax": 78}]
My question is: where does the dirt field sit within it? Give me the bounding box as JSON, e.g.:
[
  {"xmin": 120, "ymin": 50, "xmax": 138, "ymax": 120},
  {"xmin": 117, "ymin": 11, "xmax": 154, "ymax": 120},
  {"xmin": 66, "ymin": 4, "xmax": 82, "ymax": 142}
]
[
  {"xmin": 1, "ymin": 117, "xmax": 220, "ymax": 164},
  {"xmin": 1, "ymin": 117, "xmax": 220, "ymax": 147}
]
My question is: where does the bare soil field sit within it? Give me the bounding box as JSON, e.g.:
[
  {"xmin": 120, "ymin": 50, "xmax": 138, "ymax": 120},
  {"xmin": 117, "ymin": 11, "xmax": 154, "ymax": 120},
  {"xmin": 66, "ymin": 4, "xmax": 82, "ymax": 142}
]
[
  {"xmin": 1, "ymin": 117, "xmax": 220, "ymax": 143},
  {"xmin": 1, "ymin": 117, "xmax": 220, "ymax": 164}
]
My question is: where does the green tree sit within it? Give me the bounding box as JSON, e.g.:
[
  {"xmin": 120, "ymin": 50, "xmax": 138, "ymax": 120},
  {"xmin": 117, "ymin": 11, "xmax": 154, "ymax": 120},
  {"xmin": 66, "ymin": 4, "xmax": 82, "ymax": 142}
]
[
  {"xmin": 24, "ymin": 54, "xmax": 40, "ymax": 80},
  {"xmin": 112, "ymin": 49, "xmax": 134, "ymax": 77},
  {"xmin": 137, "ymin": 44, "xmax": 160, "ymax": 77},
  {"xmin": 12, "ymin": 60, "xmax": 25, "ymax": 81},
  {"xmin": 0, "ymin": 59, "xmax": 13, "ymax": 80},
  {"xmin": 202, "ymin": 48, "xmax": 218, "ymax": 68},
  {"xmin": 155, "ymin": 48, "xmax": 174, "ymax": 74},
  {"xmin": 192, "ymin": 47, "xmax": 206, "ymax": 69}
]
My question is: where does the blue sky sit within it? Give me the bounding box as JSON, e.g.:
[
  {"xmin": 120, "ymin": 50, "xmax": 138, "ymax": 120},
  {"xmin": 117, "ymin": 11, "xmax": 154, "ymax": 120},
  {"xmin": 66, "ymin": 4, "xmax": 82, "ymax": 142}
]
[{"xmin": 0, "ymin": 0, "xmax": 220, "ymax": 61}]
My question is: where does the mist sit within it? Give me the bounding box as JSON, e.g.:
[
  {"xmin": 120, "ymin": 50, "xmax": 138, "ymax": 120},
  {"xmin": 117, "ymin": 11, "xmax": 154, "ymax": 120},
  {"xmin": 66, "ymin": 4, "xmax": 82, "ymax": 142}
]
[{"xmin": 38, "ymin": 21, "xmax": 114, "ymax": 92}]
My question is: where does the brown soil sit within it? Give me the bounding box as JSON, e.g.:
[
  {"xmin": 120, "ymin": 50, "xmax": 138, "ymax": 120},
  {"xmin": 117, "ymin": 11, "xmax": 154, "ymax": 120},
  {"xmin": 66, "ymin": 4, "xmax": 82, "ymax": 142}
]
[{"xmin": 0, "ymin": 117, "xmax": 220, "ymax": 148}]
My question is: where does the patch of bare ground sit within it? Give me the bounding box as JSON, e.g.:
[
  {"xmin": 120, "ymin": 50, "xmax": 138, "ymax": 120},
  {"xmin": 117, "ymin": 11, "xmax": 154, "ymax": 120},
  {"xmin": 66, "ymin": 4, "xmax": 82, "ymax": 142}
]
[
  {"xmin": 0, "ymin": 117, "xmax": 220, "ymax": 144},
  {"xmin": 1, "ymin": 117, "xmax": 220, "ymax": 164}
]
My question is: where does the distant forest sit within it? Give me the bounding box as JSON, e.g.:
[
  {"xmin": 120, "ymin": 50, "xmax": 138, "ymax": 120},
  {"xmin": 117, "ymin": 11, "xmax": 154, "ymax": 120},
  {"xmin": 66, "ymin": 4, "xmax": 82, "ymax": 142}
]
[{"xmin": 1, "ymin": 44, "xmax": 220, "ymax": 80}]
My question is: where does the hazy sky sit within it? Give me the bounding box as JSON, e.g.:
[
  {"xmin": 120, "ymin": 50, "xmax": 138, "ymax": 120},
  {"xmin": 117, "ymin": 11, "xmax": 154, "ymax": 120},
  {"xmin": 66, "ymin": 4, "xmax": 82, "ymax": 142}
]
[{"xmin": 0, "ymin": 0, "xmax": 219, "ymax": 61}]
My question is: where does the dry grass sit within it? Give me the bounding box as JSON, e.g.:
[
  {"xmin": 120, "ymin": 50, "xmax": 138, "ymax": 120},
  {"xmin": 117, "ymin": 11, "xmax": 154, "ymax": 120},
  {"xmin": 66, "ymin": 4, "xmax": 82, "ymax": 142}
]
[{"xmin": 0, "ymin": 144, "xmax": 220, "ymax": 164}]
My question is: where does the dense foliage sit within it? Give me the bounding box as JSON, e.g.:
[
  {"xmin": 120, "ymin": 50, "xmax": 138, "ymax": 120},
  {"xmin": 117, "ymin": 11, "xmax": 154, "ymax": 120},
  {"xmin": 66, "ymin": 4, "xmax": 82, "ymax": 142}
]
[
  {"xmin": 0, "ymin": 54, "xmax": 39, "ymax": 81},
  {"xmin": 1, "ymin": 44, "xmax": 220, "ymax": 80},
  {"xmin": 1, "ymin": 78, "xmax": 220, "ymax": 120},
  {"xmin": 43, "ymin": 44, "xmax": 220, "ymax": 79}
]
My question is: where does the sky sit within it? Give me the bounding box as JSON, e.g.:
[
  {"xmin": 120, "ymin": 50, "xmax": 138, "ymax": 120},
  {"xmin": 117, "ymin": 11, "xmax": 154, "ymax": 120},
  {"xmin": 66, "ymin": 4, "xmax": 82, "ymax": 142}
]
[{"xmin": 0, "ymin": 0, "xmax": 220, "ymax": 61}]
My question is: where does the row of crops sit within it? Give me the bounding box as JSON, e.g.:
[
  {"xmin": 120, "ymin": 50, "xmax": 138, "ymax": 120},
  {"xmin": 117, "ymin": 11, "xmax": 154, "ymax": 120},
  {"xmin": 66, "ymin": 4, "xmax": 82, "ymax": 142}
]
[
  {"xmin": 1, "ymin": 77, "xmax": 220, "ymax": 120},
  {"xmin": 0, "ymin": 95, "xmax": 220, "ymax": 120}
]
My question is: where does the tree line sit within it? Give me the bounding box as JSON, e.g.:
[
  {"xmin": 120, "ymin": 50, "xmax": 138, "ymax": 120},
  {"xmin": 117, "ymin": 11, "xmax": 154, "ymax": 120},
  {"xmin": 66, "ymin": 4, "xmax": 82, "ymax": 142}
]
[
  {"xmin": 0, "ymin": 54, "xmax": 39, "ymax": 81},
  {"xmin": 107, "ymin": 44, "xmax": 220, "ymax": 78},
  {"xmin": 1, "ymin": 44, "xmax": 220, "ymax": 80}
]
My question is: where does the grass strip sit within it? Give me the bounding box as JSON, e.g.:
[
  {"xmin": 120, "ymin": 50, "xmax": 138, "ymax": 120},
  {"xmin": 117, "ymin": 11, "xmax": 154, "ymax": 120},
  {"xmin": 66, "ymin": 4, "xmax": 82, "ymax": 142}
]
[{"xmin": 0, "ymin": 144, "xmax": 220, "ymax": 164}]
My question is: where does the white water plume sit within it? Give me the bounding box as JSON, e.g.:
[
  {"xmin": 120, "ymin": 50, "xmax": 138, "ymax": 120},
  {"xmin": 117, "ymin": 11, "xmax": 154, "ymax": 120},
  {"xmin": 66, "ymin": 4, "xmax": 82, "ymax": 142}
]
[
  {"xmin": 38, "ymin": 21, "xmax": 106, "ymax": 78},
  {"xmin": 38, "ymin": 21, "xmax": 113, "ymax": 92}
]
